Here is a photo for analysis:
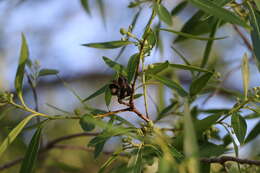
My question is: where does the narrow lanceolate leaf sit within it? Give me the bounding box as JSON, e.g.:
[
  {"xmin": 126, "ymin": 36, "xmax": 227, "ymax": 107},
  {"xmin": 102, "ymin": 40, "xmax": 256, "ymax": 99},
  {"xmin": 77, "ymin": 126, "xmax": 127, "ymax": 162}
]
[
  {"xmin": 80, "ymin": 0, "xmax": 90, "ymax": 14},
  {"xmin": 128, "ymin": 146, "xmax": 143, "ymax": 173},
  {"xmin": 245, "ymin": 121, "xmax": 260, "ymax": 143},
  {"xmin": 247, "ymin": 3, "xmax": 260, "ymax": 71},
  {"xmin": 103, "ymin": 56, "xmax": 127, "ymax": 76},
  {"xmin": 154, "ymin": 3, "xmax": 172, "ymax": 25},
  {"xmin": 127, "ymin": 53, "xmax": 139, "ymax": 82},
  {"xmin": 15, "ymin": 34, "xmax": 29, "ymax": 95},
  {"xmin": 171, "ymin": 1, "xmax": 188, "ymax": 16},
  {"xmin": 231, "ymin": 113, "xmax": 247, "ymax": 144},
  {"xmin": 38, "ymin": 68, "xmax": 59, "ymax": 77},
  {"xmin": 105, "ymin": 86, "xmax": 112, "ymax": 107},
  {"xmin": 19, "ymin": 127, "xmax": 42, "ymax": 173},
  {"xmin": 150, "ymin": 74, "xmax": 188, "ymax": 97},
  {"xmin": 145, "ymin": 61, "xmax": 169, "ymax": 75},
  {"xmin": 189, "ymin": 72, "xmax": 213, "ymax": 97},
  {"xmin": 156, "ymin": 101, "xmax": 177, "ymax": 121},
  {"xmin": 241, "ymin": 53, "xmax": 250, "ymax": 100},
  {"xmin": 83, "ymin": 85, "xmax": 107, "ymax": 102},
  {"xmin": 98, "ymin": 149, "xmax": 122, "ymax": 173},
  {"xmin": 160, "ymin": 28, "xmax": 227, "ymax": 41},
  {"xmin": 0, "ymin": 114, "xmax": 38, "ymax": 157},
  {"xmin": 82, "ymin": 40, "xmax": 133, "ymax": 49},
  {"xmin": 187, "ymin": 0, "xmax": 250, "ymax": 28},
  {"xmin": 184, "ymin": 100, "xmax": 200, "ymax": 173},
  {"xmin": 200, "ymin": 19, "xmax": 220, "ymax": 68},
  {"xmin": 169, "ymin": 63, "xmax": 213, "ymax": 73}
]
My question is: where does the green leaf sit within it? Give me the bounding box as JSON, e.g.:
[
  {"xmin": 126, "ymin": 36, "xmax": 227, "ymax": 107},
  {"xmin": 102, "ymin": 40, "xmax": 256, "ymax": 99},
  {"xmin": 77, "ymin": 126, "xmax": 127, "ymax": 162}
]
[
  {"xmin": 156, "ymin": 101, "xmax": 177, "ymax": 121},
  {"xmin": 187, "ymin": 0, "xmax": 250, "ymax": 28},
  {"xmin": 253, "ymin": 0, "xmax": 260, "ymax": 11},
  {"xmin": 79, "ymin": 114, "xmax": 95, "ymax": 131},
  {"xmin": 15, "ymin": 34, "xmax": 29, "ymax": 96},
  {"xmin": 105, "ymin": 86, "xmax": 112, "ymax": 107},
  {"xmin": 189, "ymin": 72, "xmax": 213, "ymax": 97},
  {"xmin": 169, "ymin": 63, "xmax": 213, "ymax": 73},
  {"xmin": 247, "ymin": 3, "xmax": 260, "ymax": 71},
  {"xmin": 231, "ymin": 113, "xmax": 247, "ymax": 144},
  {"xmin": 161, "ymin": 28, "xmax": 227, "ymax": 41},
  {"xmin": 128, "ymin": 146, "xmax": 143, "ymax": 173},
  {"xmin": 103, "ymin": 56, "xmax": 127, "ymax": 76},
  {"xmin": 245, "ymin": 121, "xmax": 260, "ymax": 143},
  {"xmin": 241, "ymin": 53, "xmax": 250, "ymax": 100},
  {"xmin": 183, "ymin": 100, "xmax": 200, "ymax": 173},
  {"xmin": 0, "ymin": 114, "xmax": 38, "ymax": 157},
  {"xmin": 19, "ymin": 127, "xmax": 42, "ymax": 173},
  {"xmin": 38, "ymin": 68, "xmax": 59, "ymax": 77},
  {"xmin": 145, "ymin": 61, "xmax": 169, "ymax": 75},
  {"xmin": 150, "ymin": 74, "xmax": 188, "ymax": 97},
  {"xmin": 175, "ymin": 0, "xmax": 230, "ymax": 43},
  {"xmin": 83, "ymin": 85, "xmax": 107, "ymax": 102},
  {"xmin": 127, "ymin": 53, "xmax": 139, "ymax": 82},
  {"xmin": 171, "ymin": 46, "xmax": 191, "ymax": 65},
  {"xmin": 171, "ymin": 1, "xmax": 188, "ymax": 16},
  {"xmin": 80, "ymin": 0, "xmax": 90, "ymax": 15},
  {"xmin": 98, "ymin": 149, "xmax": 122, "ymax": 173},
  {"xmin": 194, "ymin": 113, "xmax": 222, "ymax": 135},
  {"xmin": 93, "ymin": 141, "xmax": 106, "ymax": 158},
  {"xmin": 82, "ymin": 40, "xmax": 133, "ymax": 49},
  {"xmin": 154, "ymin": 3, "xmax": 172, "ymax": 25},
  {"xmin": 200, "ymin": 19, "xmax": 220, "ymax": 68},
  {"xmin": 97, "ymin": 0, "xmax": 106, "ymax": 27}
]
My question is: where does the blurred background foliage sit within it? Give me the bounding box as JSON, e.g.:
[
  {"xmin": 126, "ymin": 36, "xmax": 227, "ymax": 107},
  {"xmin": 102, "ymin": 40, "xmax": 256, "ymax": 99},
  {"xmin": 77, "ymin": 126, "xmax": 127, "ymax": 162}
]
[{"xmin": 0, "ymin": 0, "xmax": 259, "ymax": 172}]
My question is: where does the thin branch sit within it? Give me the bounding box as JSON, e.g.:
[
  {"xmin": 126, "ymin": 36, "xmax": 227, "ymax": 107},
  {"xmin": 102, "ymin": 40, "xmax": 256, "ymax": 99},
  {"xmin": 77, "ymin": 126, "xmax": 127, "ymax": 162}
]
[
  {"xmin": 0, "ymin": 132, "xmax": 99, "ymax": 171},
  {"xmin": 232, "ymin": 24, "xmax": 253, "ymax": 51},
  {"xmin": 200, "ymin": 156, "xmax": 260, "ymax": 166}
]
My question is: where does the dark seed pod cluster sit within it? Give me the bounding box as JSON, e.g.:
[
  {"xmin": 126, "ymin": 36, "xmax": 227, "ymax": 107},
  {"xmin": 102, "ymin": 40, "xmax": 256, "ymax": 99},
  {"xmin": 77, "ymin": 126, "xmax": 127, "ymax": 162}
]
[{"xmin": 109, "ymin": 76, "xmax": 132, "ymax": 100}]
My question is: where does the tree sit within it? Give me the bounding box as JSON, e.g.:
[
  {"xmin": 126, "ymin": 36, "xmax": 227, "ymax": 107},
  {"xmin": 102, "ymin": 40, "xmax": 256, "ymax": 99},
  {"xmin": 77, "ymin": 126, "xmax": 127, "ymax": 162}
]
[{"xmin": 0, "ymin": 0, "xmax": 260, "ymax": 172}]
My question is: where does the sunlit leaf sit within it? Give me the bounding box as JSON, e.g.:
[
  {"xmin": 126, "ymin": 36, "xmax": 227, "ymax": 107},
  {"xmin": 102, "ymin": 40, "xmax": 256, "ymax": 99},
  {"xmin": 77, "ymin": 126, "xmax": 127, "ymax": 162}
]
[
  {"xmin": 19, "ymin": 127, "xmax": 42, "ymax": 173},
  {"xmin": 189, "ymin": 72, "xmax": 213, "ymax": 97},
  {"xmin": 154, "ymin": 3, "xmax": 172, "ymax": 25},
  {"xmin": 150, "ymin": 74, "xmax": 188, "ymax": 97},
  {"xmin": 241, "ymin": 53, "xmax": 250, "ymax": 100},
  {"xmin": 38, "ymin": 68, "xmax": 59, "ymax": 77},
  {"xmin": 51, "ymin": 161, "xmax": 81, "ymax": 173},
  {"xmin": 82, "ymin": 40, "xmax": 133, "ymax": 49},
  {"xmin": 231, "ymin": 113, "xmax": 247, "ymax": 144},
  {"xmin": 0, "ymin": 114, "xmax": 38, "ymax": 157},
  {"xmin": 83, "ymin": 85, "xmax": 108, "ymax": 102},
  {"xmin": 187, "ymin": 0, "xmax": 250, "ymax": 28},
  {"xmin": 15, "ymin": 34, "xmax": 29, "ymax": 96}
]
